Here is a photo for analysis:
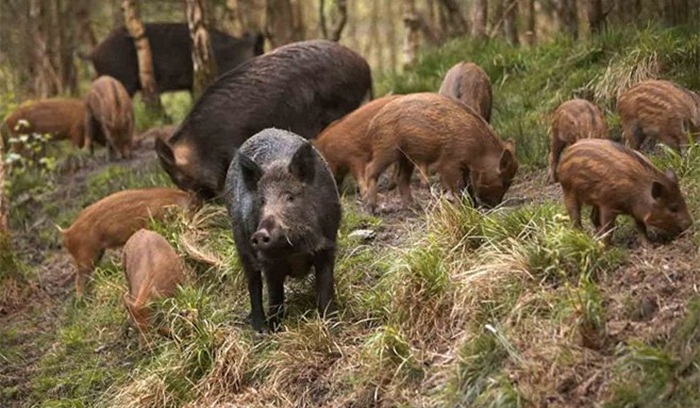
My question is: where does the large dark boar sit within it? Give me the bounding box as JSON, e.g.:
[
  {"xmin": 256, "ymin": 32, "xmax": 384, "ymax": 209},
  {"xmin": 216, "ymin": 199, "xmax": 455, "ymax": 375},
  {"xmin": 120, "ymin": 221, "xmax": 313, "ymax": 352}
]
[
  {"xmin": 557, "ymin": 139, "xmax": 692, "ymax": 245},
  {"xmin": 156, "ymin": 40, "xmax": 372, "ymax": 200},
  {"xmin": 618, "ymin": 79, "xmax": 700, "ymax": 151},
  {"xmin": 313, "ymin": 95, "xmax": 404, "ymax": 195},
  {"xmin": 225, "ymin": 128, "xmax": 342, "ymax": 332},
  {"xmin": 62, "ymin": 188, "xmax": 197, "ymax": 297},
  {"xmin": 85, "ymin": 76, "xmax": 134, "ymax": 160},
  {"xmin": 84, "ymin": 23, "xmax": 264, "ymax": 96},
  {"xmin": 2, "ymin": 98, "xmax": 86, "ymax": 150},
  {"xmin": 364, "ymin": 93, "xmax": 518, "ymax": 211},
  {"xmin": 438, "ymin": 61, "xmax": 493, "ymax": 122},
  {"xmin": 123, "ymin": 229, "xmax": 184, "ymax": 336},
  {"xmin": 548, "ymin": 98, "xmax": 608, "ymax": 183}
]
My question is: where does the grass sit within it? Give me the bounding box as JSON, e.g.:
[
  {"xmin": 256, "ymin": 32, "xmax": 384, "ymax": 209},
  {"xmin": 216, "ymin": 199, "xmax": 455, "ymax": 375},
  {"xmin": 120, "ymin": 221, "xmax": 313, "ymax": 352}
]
[{"xmin": 2, "ymin": 24, "xmax": 700, "ymax": 407}]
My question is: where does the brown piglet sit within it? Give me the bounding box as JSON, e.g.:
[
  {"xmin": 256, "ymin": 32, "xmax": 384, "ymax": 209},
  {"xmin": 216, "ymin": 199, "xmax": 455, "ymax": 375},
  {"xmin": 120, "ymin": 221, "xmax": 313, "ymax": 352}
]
[
  {"xmin": 617, "ymin": 79, "xmax": 700, "ymax": 152},
  {"xmin": 2, "ymin": 98, "xmax": 86, "ymax": 152},
  {"xmin": 61, "ymin": 188, "xmax": 197, "ymax": 297},
  {"xmin": 557, "ymin": 139, "xmax": 693, "ymax": 245},
  {"xmin": 85, "ymin": 75, "xmax": 135, "ymax": 160},
  {"xmin": 123, "ymin": 229, "xmax": 184, "ymax": 335},
  {"xmin": 548, "ymin": 98, "xmax": 608, "ymax": 183},
  {"xmin": 438, "ymin": 62, "xmax": 493, "ymax": 122},
  {"xmin": 364, "ymin": 93, "xmax": 518, "ymax": 211},
  {"xmin": 313, "ymin": 95, "xmax": 415, "ymax": 194}
]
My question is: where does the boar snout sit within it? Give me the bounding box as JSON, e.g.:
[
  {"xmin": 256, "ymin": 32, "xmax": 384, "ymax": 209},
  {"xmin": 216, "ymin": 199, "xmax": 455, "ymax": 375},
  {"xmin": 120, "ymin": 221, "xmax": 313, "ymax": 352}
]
[
  {"xmin": 251, "ymin": 216, "xmax": 286, "ymax": 252},
  {"xmin": 251, "ymin": 228, "xmax": 272, "ymax": 250}
]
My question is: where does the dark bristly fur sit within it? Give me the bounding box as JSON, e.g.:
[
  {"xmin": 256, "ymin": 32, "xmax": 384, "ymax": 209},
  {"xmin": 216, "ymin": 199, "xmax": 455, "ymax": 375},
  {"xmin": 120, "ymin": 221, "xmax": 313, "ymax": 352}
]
[
  {"xmin": 438, "ymin": 61, "xmax": 493, "ymax": 122},
  {"xmin": 617, "ymin": 79, "xmax": 700, "ymax": 151},
  {"xmin": 363, "ymin": 93, "xmax": 518, "ymax": 211},
  {"xmin": 156, "ymin": 39, "xmax": 372, "ymax": 200},
  {"xmin": 225, "ymin": 128, "xmax": 342, "ymax": 332},
  {"xmin": 84, "ymin": 23, "xmax": 264, "ymax": 96},
  {"xmin": 548, "ymin": 98, "xmax": 609, "ymax": 183},
  {"xmin": 557, "ymin": 139, "xmax": 692, "ymax": 245}
]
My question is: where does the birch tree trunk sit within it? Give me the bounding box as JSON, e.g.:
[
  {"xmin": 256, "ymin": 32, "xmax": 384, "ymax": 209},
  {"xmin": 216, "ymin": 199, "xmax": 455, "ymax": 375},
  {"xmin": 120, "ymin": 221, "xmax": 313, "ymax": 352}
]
[
  {"xmin": 524, "ymin": 0, "xmax": 536, "ymax": 45},
  {"xmin": 122, "ymin": 0, "xmax": 163, "ymax": 112},
  {"xmin": 471, "ymin": 0, "xmax": 488, "ymax": 40},
  {"xmin": 186, "ymin": 0, "xmax": 219, "ymax": 99}
]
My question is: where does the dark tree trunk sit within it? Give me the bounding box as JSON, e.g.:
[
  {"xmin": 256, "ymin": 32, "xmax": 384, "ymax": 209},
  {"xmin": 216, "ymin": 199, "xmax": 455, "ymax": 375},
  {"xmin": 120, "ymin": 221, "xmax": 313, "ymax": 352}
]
[
  {"xmin": 186, "ymin": 0, "xmax": 219, "ymax": 99},
  {"xmin": 122, "ymin": 0, "xmax": 163, "ymax": 113},
  {"xmin": 587, "ymin": 0, "xmax": 605, "ymax": 34},
  {"xmin": 556, "ymin": 0, "xmax": 578, "ymax": 39},
  {"xmin": 437, "ymin": 0, "xmax": 469, "ymax": 38},
  {"xmin": 504, "ymin": 0, "xmax": 519, "ymax": 45},
  {"xmin": 524, "ymin": 0, "xmax": 536, "ymax": 45},
  {"xmin": 265, "ymin": 0, "xmax": 305, "ymax": 48}
]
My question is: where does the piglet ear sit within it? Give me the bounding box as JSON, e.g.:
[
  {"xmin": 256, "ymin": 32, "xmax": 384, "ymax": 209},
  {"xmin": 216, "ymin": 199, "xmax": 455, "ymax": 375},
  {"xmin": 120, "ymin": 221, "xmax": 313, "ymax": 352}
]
[
  {"xmin": 155, "ymin": 137, "xmax": 175, "ymax": 165},
  {"xmin": 665, "ymin": 168, "xmax": 678, "ymax": 184},
  {"xmin": 288, "ymin": 142, "xmax": 316, "ymax": 183},
  {"xmin": 239, "ymin": 152, "xmax": 263, "ymax": 192}
]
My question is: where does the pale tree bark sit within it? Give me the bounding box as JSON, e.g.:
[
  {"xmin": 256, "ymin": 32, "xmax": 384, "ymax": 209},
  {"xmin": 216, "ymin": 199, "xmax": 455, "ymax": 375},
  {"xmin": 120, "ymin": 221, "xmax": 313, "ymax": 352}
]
[
  {"xmin": 523, "ymin": 0, "xmax": 536, "ymax": 45},
  {"xmin": 471, "ymin": 0, "xmax": 488, "ymax": 40},
  {"xmin": 385, "ymin": 0, "xmax": 398, "ymax": 72},
  {"xmin": 319, "ymin": 0, "xmax": 348, "ymax": 41},
  {"xmin": 186, "ymin": 0, "xmax": 219, "ymax": 99},
  {"xmin": 29, "ymin": 0, "xmax": 58, "ymax": 97},
  {"xmin": 504, "ymin": 0, "xmax": 519, "ymax": 45},
  {"xmin": 122, "ymin": 0, "xmax": 163, "ymax": 112},
  {"xmin": 402, "ymin": 0, "xmax": 420, "ymax": 69},
  {"xmin": 265, "ymin": 0, "xmax": 305, "ymax": 48}
]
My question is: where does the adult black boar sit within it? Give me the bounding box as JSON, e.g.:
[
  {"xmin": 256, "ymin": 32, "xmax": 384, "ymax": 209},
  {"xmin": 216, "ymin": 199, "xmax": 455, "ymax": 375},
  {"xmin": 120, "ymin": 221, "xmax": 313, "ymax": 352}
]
[
  {"xmin": 225, "ymin": 128, "xmax": 342, "ymax": 332},
  {"xmin": 156, "ymin": 39, "xmax": 373, "ymax": 199},
  {"xmin": 83, "ymin": 23, "xmax": 264, "ymax": 96}
]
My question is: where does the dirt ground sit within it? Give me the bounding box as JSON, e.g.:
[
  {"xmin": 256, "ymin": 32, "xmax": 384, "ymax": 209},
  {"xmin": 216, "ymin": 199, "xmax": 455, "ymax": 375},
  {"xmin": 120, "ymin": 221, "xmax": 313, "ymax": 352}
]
[{"xmin": 1, "ymin": 143, "xmax": 699, "ymax": 406}]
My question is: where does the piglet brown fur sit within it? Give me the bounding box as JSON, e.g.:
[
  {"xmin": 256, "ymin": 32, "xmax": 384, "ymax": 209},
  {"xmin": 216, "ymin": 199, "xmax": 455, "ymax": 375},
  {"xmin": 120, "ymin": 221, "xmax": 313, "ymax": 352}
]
[
  {"xmin": 617, "ymin": 79, "xmax": 700, "ymax": 151},
  {"xmin": 123, "ymin": 229, "xmax": 184, "ymax": 336},
  {"xmin": 62, "ymin": 188, "xmax": 196, "ymax": 297},
  {"xmin": 85, "ymin": 75, "xmax": 135, "ymax": 160},
  {"xmin": 548, "ymin": 98, "xmax": 608, "ymax": 183},
  {"xmin": 557, "ymin": 139, "xmax": 693, "ymax": 245},
  {"xmin": 438, "ymin": 62, "xmax": 493, "ymax": 122},
  {"xmin": 364, "ymin": 93, "xmax": 518, "ymax": 211},
  {"xmin": 2, "ymin": 98, "xmax": 86, "ymax": 151}
]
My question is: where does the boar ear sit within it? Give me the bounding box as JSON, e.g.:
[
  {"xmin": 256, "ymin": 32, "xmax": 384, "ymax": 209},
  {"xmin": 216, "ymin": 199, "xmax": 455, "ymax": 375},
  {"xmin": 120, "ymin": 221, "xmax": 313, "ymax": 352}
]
[
  {"xmin": 289, "ymin": 142, "xmax": 316, "ymax": 183},
  {"xmin": 651, "ymin": 181, "xmax": 666, "ymax": 201},
  {"xmin": 665, "ymin": 168, "xmax": 678, "ymax": 184},
  {"xmin": 155, "ymin": 137, "xmax": 175, "ymax": 165},
  {"xmin": 502, "ymin": 139, "xmax": 516, "ymax": 153},
  {"xmin": 499, "ymin": 146, "xmax": 516, "ymax": 173},
  {"xmin": 239, "ymin": 152, "xmax": 263, "ymax": 191}
]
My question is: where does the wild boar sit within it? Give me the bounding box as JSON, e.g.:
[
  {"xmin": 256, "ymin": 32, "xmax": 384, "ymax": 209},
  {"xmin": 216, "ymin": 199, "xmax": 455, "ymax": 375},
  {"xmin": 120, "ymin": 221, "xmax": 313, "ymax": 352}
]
[
  {"xmin": 364, "ymin": 93, "xmax": 518, "ymax": 211},
  {"xmin": 438, "ymin": 61, "xmax": 493, "ymax": 122},
  {"xmin": 1, "ymin": 98, "xmax": 86, "ymax": 151},
  {"xmin": 548, "ymin": 98, "xmax": 609, "ymax": 183},
  {"xmin": 123, "ymin": 229, "xmax": 184, "ymax": 335},
  {"xmin": 85, "ymin": 75, "xmax": 134, "ymax": 160},
  {"xmin": 617, "ymin": 79, "xmax": 700, "ymax": 151},
  {"xmin": 83, "ymin": 23, "xmax": 264, "ymax": 96},
  {"xmin": 313, "ymin": 95, "xmax": 417, "ymax": 195},
  {"xmin": 61, "ymin": 188, "xmax": 197, "ymax": 297},
  {"xmin": 156, "ymin": 39, "xmax": 372, "ymax": 200},
  {"xmin": 557, "ymin": 139, "xmax": 693, "ymax": 245},
  {"xmin": 225, "ymin": 128, "xmax": 342, "ymax": 332}
]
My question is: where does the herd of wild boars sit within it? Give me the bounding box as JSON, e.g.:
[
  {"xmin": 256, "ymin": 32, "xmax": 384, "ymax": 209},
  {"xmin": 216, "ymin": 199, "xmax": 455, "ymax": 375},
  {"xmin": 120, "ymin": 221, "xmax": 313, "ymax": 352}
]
[{"xmin": 4, "ymin": 31, "xmax": 698, "ymax": 335}]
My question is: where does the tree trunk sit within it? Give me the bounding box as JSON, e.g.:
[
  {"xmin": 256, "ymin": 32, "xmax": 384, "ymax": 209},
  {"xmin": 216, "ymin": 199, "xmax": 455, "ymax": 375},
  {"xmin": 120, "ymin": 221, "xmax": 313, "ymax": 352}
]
[
  {"xmin": 504, "ymin": 0, "xmax": 519, "ymax": 45},
  {"xmin": 0, "ymin": 133, "xmax": 7, "ymax": 236},
  {"xmin": 225, "ymin": 0, "xmax": 266, "ymax": 37},
  {"xmin": 122, "ymin": 0, "xmax": 163, "ymax": 112},
  {"xmin": 437, "ymin": 0, "xmax": 469, "ymax": 38},
  {"xmin": 524, "ymin": 0, "xmax": 536, "ymax": 45},
  {"xmin": 587, "ymin": 0, "xmax": 604, "ymax": 34},
  {"xmin": 555, "ymin": 0, "xmax": 578, "ymax": 39},
  {"xmin": 186, "ymin": 0, "xmax": 219, "ymax": 99},
  {"xmin": 265, "ymin": 0, "xmax": 305, "ymax": 48},
  {"xmin": 385, "ymin": 0, "xmax": 398, "ymax": 72},
  {"xmin": 471, "ymin": 0, "xmax": 488, "ymax": 40},
  {"xmin": 319, "ymin": 0, "xmax": 347, "ymax": 41},
  {"xmin": 402, "ymin": 0, "xmax": 420, "ymax": 69}
]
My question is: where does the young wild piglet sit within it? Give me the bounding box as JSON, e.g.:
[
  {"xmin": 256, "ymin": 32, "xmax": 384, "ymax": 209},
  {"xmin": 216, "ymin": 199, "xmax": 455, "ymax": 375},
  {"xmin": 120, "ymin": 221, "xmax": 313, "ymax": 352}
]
[
  {"xmin": 225, "ymin": 128, "xmax": 342, "ymax": 332},
  {"xmin": 313, "ymin": 95, "xmax": 408, "ymax": 194},
  {"xmin": 122, "ymin": 229, "xmax": 184, "ymax": 335},
  {"xmin": 438, "ymin": 61, "xmax": 492, "ymax": 122},
  {"xmin": 84, "ymin": 75, "xmax": 135, "ymax": 160},
  {"xmin": 618, "ymin": 79, "xmax": 700, "ymax": 152},
  {"xmin": 557, "ymin": 139, "xmax": 693, "ymax": 245},
  {"xmin": 364, "ymin": 93, "xmax": 518, "ymax": 211},
  {"xmin": 62, "ymin": 188, "xmax": 196, "ymax": 297},
  {"xmin": 548, "ymin": 98, "xmax": 608, "ymax": 183}
]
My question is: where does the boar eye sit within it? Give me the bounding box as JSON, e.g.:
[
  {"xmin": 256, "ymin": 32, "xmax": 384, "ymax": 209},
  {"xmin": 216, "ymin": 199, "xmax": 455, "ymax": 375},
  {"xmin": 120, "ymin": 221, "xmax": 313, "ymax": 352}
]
[
  {"xmin": 669, "ymin": 204, "xmax": 679, "ymax": 213},
  {"xmin": 286, "ymin": 193, "xmax": 295, "ymax": 203}
]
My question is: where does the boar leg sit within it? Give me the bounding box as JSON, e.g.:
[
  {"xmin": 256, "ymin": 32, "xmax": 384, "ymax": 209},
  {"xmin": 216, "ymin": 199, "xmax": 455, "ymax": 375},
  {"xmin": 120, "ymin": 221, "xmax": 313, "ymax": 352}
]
[
  {"xmin": 590, "ymin": 206, "xmax": 601, "ymax": 230},
  {"xmin": 597, "ymin": 207, "xmax": 618, "ymax": 245},
  {"xmin": 364, "ymin": 156, "xmax": 395, "ymax": 212},
  {"xmin": 265, "ymin": 269, "xmax": 286, "ymax": 332},
  {"xmin": 241, "ymin": 254, "xmax": 267, "ymax": 332},
  {"xmin": 634, "ymin": 219, "xmax": 651, "ymax": 247},
  {"xmin": 436, "ymin": 163, "xmax": 462, "ymax": 204},
  {"xmin": 396, "ymin": 156, "xmax": 415, "ymax": 208},
  {"xmin": 314, "ymin": 249, "xmax": 337, "ymax": 319},
  {"xmin": 548, "ymin": 137, "xmax": 566, "ymax": 184},
  {"xmin": 563, "ymin": 191, "xmax": 582, "ymax": 229}
]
